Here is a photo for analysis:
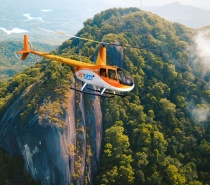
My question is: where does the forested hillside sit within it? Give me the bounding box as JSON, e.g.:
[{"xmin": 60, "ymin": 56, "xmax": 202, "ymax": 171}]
[
  {"xmin": 0, "ymin": 41, "xmax": 57, "ymax": 80},
  {"xmin": 0, "ymin": 7, "xmax": 210, "ymax": 185}
]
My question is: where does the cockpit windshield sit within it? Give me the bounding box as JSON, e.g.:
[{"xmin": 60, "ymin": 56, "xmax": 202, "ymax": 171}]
[{"xmin": 117, "ymin": 68, "xmax": 134, "ymax": 86}]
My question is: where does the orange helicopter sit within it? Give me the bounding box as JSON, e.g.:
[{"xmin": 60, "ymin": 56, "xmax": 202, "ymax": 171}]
[{"xmin": 17, "ymin": 34, "xmax": 134, "ymax": 97}]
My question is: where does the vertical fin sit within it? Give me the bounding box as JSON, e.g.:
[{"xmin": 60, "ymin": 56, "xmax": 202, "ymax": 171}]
[
  {"xmin": 23, "ymin": 34, "xmax": 30, "ymax": 52},
  {"xmin": 16, "ymin": 34, "xmax": 30, "ymax": 60}
]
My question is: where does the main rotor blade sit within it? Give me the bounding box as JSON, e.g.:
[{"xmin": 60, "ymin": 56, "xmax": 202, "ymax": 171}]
[
  {"xmin": 109, "ymin": 42, "xmax": 166, "ymax": 53},
  {"xmin": 34, "ymin": 26, "xmax": 167, "ymax": 53},
  {"xmin": 34, "ymin": 26, "xmax": 103, "ymax": 44}
]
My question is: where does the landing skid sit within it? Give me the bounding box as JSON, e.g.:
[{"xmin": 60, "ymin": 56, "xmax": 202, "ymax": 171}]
[
  {"xmin": 70, "ymin": 86, "xmax": 114, "ymax": 98},
  {"xmin": 70, "ymin": 81, "xmax": 128, "ymax": 98},
  {"xmin": 87, "ymin": 87, "xmax": 127, "ymax": 97}
]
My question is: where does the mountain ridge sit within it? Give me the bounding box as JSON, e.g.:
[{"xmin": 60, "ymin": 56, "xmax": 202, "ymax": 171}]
[
  {"xmin": 145, "ymin": 1, "xmax": 210, "ymax": 28},
  {"xmin": 0, "ymin": 7, "xmax": 210, "ymax": 185}
]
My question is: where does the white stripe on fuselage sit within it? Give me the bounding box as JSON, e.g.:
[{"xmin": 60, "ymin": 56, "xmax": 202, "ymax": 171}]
[{"xmin": 75, "ymin": 69, "xmax": 134, "ymax": 92}]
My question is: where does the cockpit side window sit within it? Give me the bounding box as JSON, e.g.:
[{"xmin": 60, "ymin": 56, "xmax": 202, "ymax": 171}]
[
  {"xmin": 100, "ymin": 68, "xmax": 107, "ymax": 77},
  {"xmin": 108, "ymin": 69, "xmax": 117, "ymax": 80}
]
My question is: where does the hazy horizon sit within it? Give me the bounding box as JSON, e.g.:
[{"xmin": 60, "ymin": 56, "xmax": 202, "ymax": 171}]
[{"xmin": 0, "ymin": 0, "xmax": 210, "ymax": 44}]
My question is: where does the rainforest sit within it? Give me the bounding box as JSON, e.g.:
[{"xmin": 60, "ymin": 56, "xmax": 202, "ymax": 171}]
[{"xmin": 0, "ymin": 7, "xmax": 210, "ymax": 185}]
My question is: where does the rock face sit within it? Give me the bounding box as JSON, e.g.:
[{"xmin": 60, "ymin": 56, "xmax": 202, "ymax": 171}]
[
  {"xmin": 107, "ymin": 44, "xmax": 125, "ymax": 68},
  {"xmin": 0, "ymin": 82, "xmax": 103, "ymax": 185}
]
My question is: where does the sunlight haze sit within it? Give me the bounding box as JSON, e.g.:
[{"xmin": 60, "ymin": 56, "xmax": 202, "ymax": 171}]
[{"xmin": 105, "ymin": 0, "xmax": 210, "ymax": 10}]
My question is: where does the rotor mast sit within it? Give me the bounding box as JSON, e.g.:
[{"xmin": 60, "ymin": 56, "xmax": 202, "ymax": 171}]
[{"xmin": 95, "ymin": 46, "xmax": 107, "ymax": 66}]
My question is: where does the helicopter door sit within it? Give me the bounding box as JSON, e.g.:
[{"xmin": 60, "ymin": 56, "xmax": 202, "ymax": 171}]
[{"xmin": 100, "ymin": 68, "xmax": 107, "ymax": 77}]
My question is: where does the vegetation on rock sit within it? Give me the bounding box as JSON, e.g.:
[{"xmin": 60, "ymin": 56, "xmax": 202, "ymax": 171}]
[{"xmin": 1, "ymin": 7, "xmax": 210, "ymax": 184}]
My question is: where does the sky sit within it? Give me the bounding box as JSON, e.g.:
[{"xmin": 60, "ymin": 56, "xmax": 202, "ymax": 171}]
[{"xmin": 104, "ymin": 0, "xmax": 210, "ymax": 10}]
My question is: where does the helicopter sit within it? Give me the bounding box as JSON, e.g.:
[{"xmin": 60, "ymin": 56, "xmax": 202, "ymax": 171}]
[{"xmin": 16, "ymin": 34, "xmax": 135, "ymax": 98}]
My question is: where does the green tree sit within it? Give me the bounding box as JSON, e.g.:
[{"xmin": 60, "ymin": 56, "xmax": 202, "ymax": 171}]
[
  {"xmin": 165, "ymin": 165, "xmax": 186, "ymax": 185},
  {"xmin": 97, "ymin": 122, "xmax": 134, "ymax": 185}
]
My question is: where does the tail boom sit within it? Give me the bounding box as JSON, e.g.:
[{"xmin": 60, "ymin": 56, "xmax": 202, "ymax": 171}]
[{"xmin": 29, "ymin": 50, "xmax": 94, "ymax": 67}]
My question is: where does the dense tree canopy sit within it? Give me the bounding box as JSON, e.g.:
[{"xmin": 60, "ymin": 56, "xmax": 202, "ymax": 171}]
[{"xmin": 1, "ymin": 7, "xmax": 210, "ymax": 185}]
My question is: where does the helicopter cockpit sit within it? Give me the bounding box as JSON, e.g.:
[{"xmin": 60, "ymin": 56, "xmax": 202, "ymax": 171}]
[
  {"xmin": 99, "ymin": 67, "xmax": 134, "ymax": 86},
  {"xmin": 117, "ymin": 68, "xmax": 134, "ymax": 86}
]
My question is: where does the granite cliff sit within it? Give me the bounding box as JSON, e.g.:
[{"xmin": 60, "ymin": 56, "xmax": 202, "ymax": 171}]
[{"xmin": 0, "ymin": 77, "xmax": 103, "ymax": 184}]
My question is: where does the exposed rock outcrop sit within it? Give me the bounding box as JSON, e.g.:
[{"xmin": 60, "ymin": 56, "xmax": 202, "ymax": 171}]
[{"xmin": 0, "ymin": 81, "xmax": 103, "ymax": 185}]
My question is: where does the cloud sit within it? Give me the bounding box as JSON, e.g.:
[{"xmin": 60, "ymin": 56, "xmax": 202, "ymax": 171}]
[
  {"xmin": 194, "ymin": 30, "xmax": 210, "ymax": 68},
  {"xmin": 187, "ymin": 101, "xmax": 210, "ymax": 124},
  {"xmin": 189, "ymin": 29, "xmax": 210, "ymax": 77},
  {"xmin": 186, "ymin": 30, "xmax": 210, "ymax": 124},
  {"xmin": 0, "ymin": 27, "xmax": 28, "ymax": 35},
  {"xmin": 41, "ymin": 9, "xmax": 53, "ymax": 12},
  {"xmin": 23, "ymin": 14, "xmax": 43, "ymax": 21}
]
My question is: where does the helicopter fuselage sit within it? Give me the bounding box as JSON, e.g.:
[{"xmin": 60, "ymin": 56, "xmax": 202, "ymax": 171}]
[{"xmin": 75, "ymin": 65, "xmax": 134, "ymax": 92}]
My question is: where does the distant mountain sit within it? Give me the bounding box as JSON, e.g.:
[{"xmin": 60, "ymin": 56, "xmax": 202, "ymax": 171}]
[
  {"xmin": 2, "ymin": 0, "xmax": 209, "ymax": 45},
  {"xmin": 0, "ymin": 0, "xmax": 138, "ymax": 45},
  {"xmin": 144, "ymin": 1, "xmax": 210, "ymax": 28}
]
